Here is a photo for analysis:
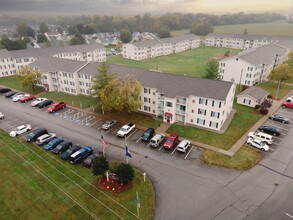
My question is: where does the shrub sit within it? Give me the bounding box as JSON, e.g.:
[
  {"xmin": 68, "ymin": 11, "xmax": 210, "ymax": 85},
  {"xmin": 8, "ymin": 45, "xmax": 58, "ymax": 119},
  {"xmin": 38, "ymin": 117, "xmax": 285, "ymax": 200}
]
[
  {"xmin": 255, "ymin": 104, "xmax": 261, "ymax": 110},
  {"xmin": 267, "ymin": 94, "xmax": 273, "ymax": 99},
  {"xmin": 92, "ymin": 156, "xmax": 109, "ymax": 176},
  {"xmin": 260, "ymin": 108, "xmax": 269, "ymax": 115},
  {"xmin": 261, "ymin": 99, "xmax": 272, "ymax": 108},
  {"xmin": 114, "ymin": 163, "xmax": 134, "ymax": 185}
]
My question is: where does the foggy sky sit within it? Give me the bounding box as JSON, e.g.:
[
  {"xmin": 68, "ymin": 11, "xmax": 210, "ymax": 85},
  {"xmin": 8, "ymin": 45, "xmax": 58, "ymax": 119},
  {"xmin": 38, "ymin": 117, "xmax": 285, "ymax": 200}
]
[{"xmin": 0, "ymin": 0, "xmax": 290, "ymax": 15}]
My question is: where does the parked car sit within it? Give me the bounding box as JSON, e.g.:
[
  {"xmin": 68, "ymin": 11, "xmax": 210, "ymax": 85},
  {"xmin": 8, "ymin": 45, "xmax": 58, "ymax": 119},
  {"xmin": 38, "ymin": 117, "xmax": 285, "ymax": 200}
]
[
  {"xmin": 69, "ymin": 146, "xmax": 93, "ymax": 164},
  {"xmin": 35, "ymin": 133, "xmax": 56, "ymax": 145},
  {"xmin": 102, "ymin": 120, "xmax": 117, "ymax": 130},
  {"xmin": 247, "ymin": 131, "xmax": 273, "ymax": 145},
  {"xmin": 25, "ymin": 128, "xmax": 48, "ymax": 142},
  {"xmin": 141, "ymin": 128, "xmax": 155, "ymax": 142},
  {"xmin": 9, "ymin": 124, "xmax": 32, "ymax": 137},
  {"xmin": 47, "ymin": 102, "xmax": 66, "ymax": 113},
  {"xmin": 164, "ymin": 133, "xmax": 179, "ymax": 149},
  {"xmin": 61, "ymin": 145, "xmax": 82, "ymax": 160},
  {"xmin": 247, "ymin": 137, "xmax": 270, "ymax": 151},
  {"xmin": 38, "ymin": 100, "xmax": 53, "ymax": 108},
  {"xmin": 52, "ymin": 141, "xmax": 73, "ymax": 154},
  {"xmin": 116, "ymin": 123, "xmax": 135, "ymax": 137},
  {"xmin": 177, "ymin": 140, "xmax": 191, "ymax": 153},
  {"xmin": 82, "ymin": 153, "xmax": 102, "ymax": 168},
  {"xmin": 12, "ymin": 94, "xmax": 26, "ymax": 102},
  {"xmin": 269, "ymin": 114, "xmax": 289, "ymax": 124},
  {"xmin": 149, "ymin": 133, "xmax": 165, "ymax": 148},
  {"xmin": 287, "ymin": 96, "xmax": 293, "ymax": 102},
  {"xmin": 20, "ymin": 94, "xmax": 35, "ymax": 103},
  {"xmin": 31, "ymin": 98, "xmax": 47, "ymax": 107},
  {"xmin": 43, "ymin": 137, "xmax": 64, "ymax": 151},
  {"xmin": 0, "ymin": 112, "xmax": 4, "ymax": 119},
  {"xmin": 281, "ymin": 101, "xmax": 293, "ymax": 109},
  {"xmin": 11, "ymin": 92, "xmax": 23, "ymax": 99},
  {"xmin": 5, "ymin": 91, "xmax": 17, "ymax": 98},
  {"xmin": 259, "ymin": 125, "xmax": 280, "ymax": 136},
  {"xmin": 0, "ymin": 87, "xmax": 11, "ymax": 93}
]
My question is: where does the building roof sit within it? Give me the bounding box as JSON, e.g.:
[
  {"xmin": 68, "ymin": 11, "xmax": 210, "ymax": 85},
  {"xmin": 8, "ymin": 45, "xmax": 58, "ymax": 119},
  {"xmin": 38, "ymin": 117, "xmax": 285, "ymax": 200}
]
[
  {"xmin": 78, "ymin": 62, "xmax": 233, "ymax": 101},
  {"xmin": 237, "ymin": 86, "xmax": 269, "ymax": 101},
  {"xmin": 276, "ymin": 40, "xmax": 293, "ymax": 50},
  {"xmin": 206, "ymin": 33, "xmax": 293, "ymax": 41},
  {"xmin": 131, "ymin": 39, "xmax": 162, "ymax": 48},
  {"xmin": 160, "ymin": 34, "xmax": 199, "ymax": 44},
  {"xmin": 0, "ymin": 49, "xmax": 12, "ymax": 58},
  {"xmin": 29, "ymin": 57, "xmax": 87, "ymax": 73}
]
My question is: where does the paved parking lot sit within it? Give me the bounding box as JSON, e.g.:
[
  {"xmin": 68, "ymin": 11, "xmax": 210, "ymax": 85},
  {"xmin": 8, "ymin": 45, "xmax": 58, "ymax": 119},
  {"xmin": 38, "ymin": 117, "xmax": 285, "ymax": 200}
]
[{"xmin": 0, "ymin": 95, "xmax": 201, "ymax": 161}]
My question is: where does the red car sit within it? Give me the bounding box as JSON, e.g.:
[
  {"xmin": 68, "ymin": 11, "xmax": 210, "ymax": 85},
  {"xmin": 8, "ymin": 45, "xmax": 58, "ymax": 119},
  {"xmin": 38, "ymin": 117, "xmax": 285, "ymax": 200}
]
[
  {"xmin": 164, "ymin": 133, "xmax": 179, "ymax": 149},
  {"xmin": 20, "ymin": 94, "xmax": 35, "ymax": 103},
  {"xmin": 281, "ymin": 101, "xmax": 293, "ymax": 109},
  {"xmin": 47, "ymin": 102, "xmax": 66, "ymax": 113}
]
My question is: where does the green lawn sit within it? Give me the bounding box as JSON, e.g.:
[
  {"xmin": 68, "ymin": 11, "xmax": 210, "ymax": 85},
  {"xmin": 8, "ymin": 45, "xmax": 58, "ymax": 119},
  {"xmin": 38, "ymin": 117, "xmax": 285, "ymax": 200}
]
[
  {"xmin": 107, "ymin": 45, "xmax": 240, "ymax": 77},
  {"xmin": 257, "ymin": 82, "xmax": 293, "ymax": 99},
  {"xmin": 0, "ymin": 130, "xmax": 155, "ymax": 220},
  {"xmin": 0, "ymin": 75, "xmax": 44, "ymax": 95},
  {"xmin": 214, "ymin": 20, "xmax": 293, "ymax": 36},
  {"xmin": 43, "ymin": 92, "xmax": 98, "ymax": 109}
]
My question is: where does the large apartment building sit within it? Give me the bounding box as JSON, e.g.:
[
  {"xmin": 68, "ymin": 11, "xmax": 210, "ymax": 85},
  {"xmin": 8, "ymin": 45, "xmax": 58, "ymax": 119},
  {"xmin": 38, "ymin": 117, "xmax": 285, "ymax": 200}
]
[
  {"xmin": 0, "ymin": 44, "xmax": 106, "ymax": 78},
  {"xmin": 219, "ymin": 43, "xmax": 288, "ymax": 86},
  {"xmin": 123, "ymin": 34, "xmax": 200, "ymax": 60},
  {"xmin": 29, "ymin": 59, "xmax": 235, "ymax": 131},
  {"xmin": 205, "ymin": 33, "xmax": 293, "ymax": 50}
]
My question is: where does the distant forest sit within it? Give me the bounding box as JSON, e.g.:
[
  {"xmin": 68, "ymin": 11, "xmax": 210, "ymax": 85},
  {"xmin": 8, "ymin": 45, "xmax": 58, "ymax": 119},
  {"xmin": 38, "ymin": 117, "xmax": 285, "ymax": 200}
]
[{"xmin": 0, "ymin": 12, "xmax": 285, "ymax": 33}]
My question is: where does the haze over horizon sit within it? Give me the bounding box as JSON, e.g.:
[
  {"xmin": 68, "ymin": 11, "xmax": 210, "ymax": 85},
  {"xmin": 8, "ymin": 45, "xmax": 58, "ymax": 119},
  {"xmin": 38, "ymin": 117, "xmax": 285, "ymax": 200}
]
[{"xmin": 0, "ymin": 0, "xmax": 291, "ymax": 16}]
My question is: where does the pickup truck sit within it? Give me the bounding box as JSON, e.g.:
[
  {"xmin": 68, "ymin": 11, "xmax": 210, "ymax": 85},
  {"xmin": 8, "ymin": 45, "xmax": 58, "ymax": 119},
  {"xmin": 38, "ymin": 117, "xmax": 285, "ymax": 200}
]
[
  {"xmin": 281, "ymin": 101, "xmax": 293, "ymax": 109},
  {"xmin": 164, "ymin": 133, "xmax": 179, "ymax": 149},
  {"xmin": 116, "ymin": 123, "xmax": 135, "ymax": 137}
]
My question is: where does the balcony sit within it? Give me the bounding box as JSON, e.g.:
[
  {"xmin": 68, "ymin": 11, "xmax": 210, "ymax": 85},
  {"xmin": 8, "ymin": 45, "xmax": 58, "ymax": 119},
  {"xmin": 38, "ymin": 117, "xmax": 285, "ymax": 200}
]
[
  {"xmin": 176, "ymin": 109, "xmax": 186, "ymax": 115},
  {"xmin": 176, "ymin": 98, "xmax": 187, "ymax": 105}
]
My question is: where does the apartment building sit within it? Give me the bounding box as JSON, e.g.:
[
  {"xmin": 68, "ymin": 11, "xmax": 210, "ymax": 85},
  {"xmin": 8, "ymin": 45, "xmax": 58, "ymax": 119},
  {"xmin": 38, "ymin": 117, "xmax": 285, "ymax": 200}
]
[
  {"xmin": 205, "ymin": 33, "xmax": 293, "ymax": 50},
  {"xmin": 29, "ymin": 59, "xmax": 235, "ymax": 131},
  {"xmin": 0, "ymin": 43, "xmax": 106, "ymax": 77},
  {"xmin": 219, "ymin": 43, "xmax": 288, "ymax": 86},
  {"xmin": 123, "ymin": 34, "xmax": 200, "ymax": 60}
]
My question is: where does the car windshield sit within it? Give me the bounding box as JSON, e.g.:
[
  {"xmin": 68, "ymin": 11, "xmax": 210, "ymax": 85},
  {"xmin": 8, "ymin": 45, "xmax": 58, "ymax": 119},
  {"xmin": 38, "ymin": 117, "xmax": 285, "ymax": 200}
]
[
  {"xmin": 67, "ymin": 149, "xmax": 73, "ymax": 154},
  {"xmin": 49, "ymin": 104, "xmax": 55, "ymax": 108},
  {"xmin": 166, "ymin": 139, "xmax": 173, "ymax": 143},
  {"xmin": 56, "ymin": 145, "xmax": 62, "ymax": 150},
  {"xmin": 28, "ymin": 133, "xmax": 35, "ymax": 137},
  {"xmin": 259, "ymin": 142, "xmax": 265, "ymax": 146}
]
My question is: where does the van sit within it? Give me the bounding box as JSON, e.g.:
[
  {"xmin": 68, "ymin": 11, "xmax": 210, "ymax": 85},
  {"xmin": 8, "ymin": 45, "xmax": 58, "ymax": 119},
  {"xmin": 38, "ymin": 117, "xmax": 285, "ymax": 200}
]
[
  {"xmin": 25, "ymin": 128, "xmax": 48, "ymax": 142},
  {"xmin": 247, "ymin": 131, "xmax": 273, "ymax": 145}
]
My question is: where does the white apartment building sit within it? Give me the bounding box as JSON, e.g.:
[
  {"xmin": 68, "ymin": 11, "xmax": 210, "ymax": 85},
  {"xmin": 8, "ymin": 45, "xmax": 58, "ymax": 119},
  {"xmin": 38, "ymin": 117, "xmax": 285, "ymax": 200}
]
[
  {"xmin": 30, "ymin": 59, "xmax": 235, "ymax": 131},
  {"xmin": 123, "ymin": 34, "xmax": 200, "ymax": 61},
  {"xmin": 0, "ymin": 43, "xmax": 106, "ymax": 77},
  {"xmin": 205, "ymin": 33, "xmax": 293, "ymax": 50},
  {"xmin": 219, "ymin": 43, "xmax": 288, "ymax": 86}
]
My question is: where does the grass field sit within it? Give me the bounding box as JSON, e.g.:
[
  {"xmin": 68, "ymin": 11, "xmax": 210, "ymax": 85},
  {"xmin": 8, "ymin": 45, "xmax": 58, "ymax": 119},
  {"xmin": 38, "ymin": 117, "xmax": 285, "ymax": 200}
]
[
  {"xmin": 0, "ymin": 130, "xmax": 155, "ymax": 220},
  {"xmin": 257, "ymin": 82, "xmax": 293, "ymax": 99},
  {"xmin": 0, "ymin": 75, "xmax": 44, "ymax": 95},
  {"xmin": 107, "ymin": 45, "xmax": 240, "ymax": 77}
]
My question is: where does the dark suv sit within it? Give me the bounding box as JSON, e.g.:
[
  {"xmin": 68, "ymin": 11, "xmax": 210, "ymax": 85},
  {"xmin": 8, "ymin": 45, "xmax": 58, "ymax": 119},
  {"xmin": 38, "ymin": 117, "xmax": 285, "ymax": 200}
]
[
  {"xmin": 141, "ymin": 128, "xmax": 155, "ymax": 142},
  {"xmin": 61, "ymin": 145, "xmax": 82, "ymax": 160},
  {"xmin": 25, "ymin": 128, "xmax": 48, "ymax": 142},
  {"xmin": 259, "ymin": 125, "xmax": 280, "ymax": 136},
  {"xmin": 52, "ymin": 141, "xmax": 73, "ymax": 154}
]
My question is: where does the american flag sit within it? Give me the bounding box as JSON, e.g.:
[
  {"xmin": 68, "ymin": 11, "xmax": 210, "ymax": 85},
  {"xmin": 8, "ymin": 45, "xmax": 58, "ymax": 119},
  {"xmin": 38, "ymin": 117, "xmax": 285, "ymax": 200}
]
[{"xmin": 101, "ymin": 134, "xmax": 109, "ymax": 148}]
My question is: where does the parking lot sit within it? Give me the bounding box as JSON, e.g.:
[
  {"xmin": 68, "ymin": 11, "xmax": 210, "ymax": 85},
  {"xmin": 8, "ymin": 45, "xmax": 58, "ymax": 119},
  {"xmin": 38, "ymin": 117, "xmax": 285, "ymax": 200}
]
[{"xmin": 0, "ymin": 95, "xmax": 202, "ymax": 161}]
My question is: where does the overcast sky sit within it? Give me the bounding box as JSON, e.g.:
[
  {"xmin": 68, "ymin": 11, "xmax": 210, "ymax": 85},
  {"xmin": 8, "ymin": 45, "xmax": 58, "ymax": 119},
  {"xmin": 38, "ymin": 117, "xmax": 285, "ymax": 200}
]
[{"xmin": 0, "ymin": 0, "xmax": 290, "ymax": 15}]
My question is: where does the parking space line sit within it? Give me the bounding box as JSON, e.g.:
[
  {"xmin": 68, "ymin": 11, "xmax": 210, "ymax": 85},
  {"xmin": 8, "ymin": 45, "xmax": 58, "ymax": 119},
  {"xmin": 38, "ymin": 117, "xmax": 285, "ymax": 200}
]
[
  {"xmin": 135, "ymin": 137, "xmax": 141, "ymax": 143},
  {"xmin": 272, "ymin": 142, "xmax": 279, "ymax": 146},
  {"xmin": 125, "ymin": 130, "xmax": 137, "ymax": 140},
  {"xmin": 89, "ymin": 120, "xmax": 100, "ymax": 128},
  {"xmin": 184, "ymin": 145, "xmax": 194, "ymax": 160},
  {"xmin": 278, "ymin": 109, "xmax": 293, "ymax": 115},
  {"xmin": 265, "ymin": 123, "xmax": 289, "ymax": 131},
  {"xmin": 158, "ymin": 144, "xmax": 164, "ymax": 151},
  {"xmin": 269, "ymin": 148, "xmax": 275, "ymax": 152},
  {"xmin": 273, "ymin": 136, "xmax": 282, "ymax": 140},
  {"xmin": 171, "ymin": 146, "xmax": 178, "ymax": 155}
]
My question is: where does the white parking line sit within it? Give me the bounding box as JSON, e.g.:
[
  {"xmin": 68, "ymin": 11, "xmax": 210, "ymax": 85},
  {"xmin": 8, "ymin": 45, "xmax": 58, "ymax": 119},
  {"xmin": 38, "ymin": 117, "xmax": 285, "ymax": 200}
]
[
  {"xmin": 171, "ymin": 146, "xmax": 178, "ymax": 155},
  {"xmin": 286, "ymin": 212, "xmax": 293, "ymax": 219},
  {"xmin": 272, "ymin": 142, "xmax": 279, "ymax": 146},
  {"xmin": 273, "ymin": 136, "xmax": 282, "ymax": 140},
  {"xmin": 158, "ymin": 144, "xmax": 164, "ymax": 151},
  {"xmin": 278, "ymin": 109, "xmax": 293, "ymax": 115},
  {"xmin": 269, "ymin": 148, "xmax": 275, "ymax": 152},
  {"xmin": 185, "ymin": 145, "xmax": 194, "ymax": 159},
  {"xmin": 265, "ymin": 123, "xmax": 289, "ymax": 131},
  {"xmin": 88, "ymin": 120, "xmax": 100, "ymax": 128},
  {"xmin": 125, "ymin": 129, "xmax": 137, "ymax": 140},
  {"xmin": 135, "ymin": 137, "xmax": 141, "ymax": 143}
]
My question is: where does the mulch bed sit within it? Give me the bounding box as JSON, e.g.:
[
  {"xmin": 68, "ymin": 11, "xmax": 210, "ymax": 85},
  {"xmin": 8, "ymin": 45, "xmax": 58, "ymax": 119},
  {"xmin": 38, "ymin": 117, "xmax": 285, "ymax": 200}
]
[{"xmin": 99, "ymin": 174, "xmax": 132, "ymax": 193}]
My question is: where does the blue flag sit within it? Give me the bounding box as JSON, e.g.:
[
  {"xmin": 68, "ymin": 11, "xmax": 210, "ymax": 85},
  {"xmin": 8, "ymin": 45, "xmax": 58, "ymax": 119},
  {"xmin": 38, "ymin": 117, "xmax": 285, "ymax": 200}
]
[{"xmin": 125, "ymin": 146, "xmax": 132, "ymax": 158}]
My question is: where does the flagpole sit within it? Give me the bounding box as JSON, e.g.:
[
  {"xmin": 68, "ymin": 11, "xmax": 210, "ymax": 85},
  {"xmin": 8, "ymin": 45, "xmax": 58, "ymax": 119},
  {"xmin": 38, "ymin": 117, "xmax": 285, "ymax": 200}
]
[
  {"xmin": 136, "ymin": 191, "xmax": 140, "ymax": 217},
  {"xmin": 126, "ymin": 156, "xmax": 129, "ymax": 164}
]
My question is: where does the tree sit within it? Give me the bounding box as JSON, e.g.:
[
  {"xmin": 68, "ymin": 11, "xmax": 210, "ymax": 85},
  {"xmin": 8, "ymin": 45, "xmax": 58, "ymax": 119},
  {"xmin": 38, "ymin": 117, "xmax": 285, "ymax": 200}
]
[
  {"xmin": 36, "ymin": 33, "xmax": 48, "ymax": 43},
  {"xmin": 204, "ymin": 59, "xmax": 220, "ymax": 79},
  {"xmin": 92, "ymin": 63, "xmax": 116, "ymax": 95},
  {"xmin": 190, "ymin": 17, "xmax": 213, "ymax": 35},
  {"xmin": 39, "ymin": 23, "xmax": 49, "ymax": 34},
  {"xmin": 120, "ymin": 29, "xmax": 132, "ymax": 43},
  {"xmin": 70, "ymin": 33, "xmax": 85, "ymax": 45},
  {"xmin": 114, "ymin": 163, "xmax": 134, "ymax": 185},
  {"xmin": 68, "ymin": 26, "xmax": 77, "ymax": 35},
  {"xmin": 16, "ymin": 23, "xmax": 35, "ymax": 38},
  {"xmin": 121, "ymin": 75, "xmax": 142, "ymax": 112},
  {"xmin": 17, "ymin": 66, "xmax": 41, "ymax": 91},
  {"xmin": 92, "ymin": 156, "xmax": 109, "ymax": 176},
  {"xmin": 268, "ymin": 63, "xmax": 293, "ymax": 87},
  {"xmin": 158, "ymin": 27, "xmax": 171, "ymax": 38},
  {"xmin": 76, "ymin": 23, "xmax": 85, "ymax": 34}
]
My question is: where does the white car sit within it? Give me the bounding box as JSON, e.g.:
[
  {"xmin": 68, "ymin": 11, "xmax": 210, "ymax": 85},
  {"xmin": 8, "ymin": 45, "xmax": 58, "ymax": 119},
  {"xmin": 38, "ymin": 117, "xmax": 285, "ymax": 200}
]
[
  {"xmin": 116, "ymin": 123, "xmax": 135, "ymax": 137},
  {"xmin": 247, "ymin": 137, "xmax": 270, "ymax": 151},
  {"xmin": 149, "ymin": 133, "xmax": 165, "ymax": 148},
  {"xmin": 35, "ymin": 133, "xmax": 56, "ymax": 145},
  {"xmin": 9, "ymin": 124, "xmax": 32, "ymax": 137},
  {"xmin": 12, "ymin": 94, "xmax": 27, "ymax": 102},
  {"xmin": 177, "ymin": 139, "xmax": 191, "ymax": 153},
  {"xmin": 31, "ymin": 98, "xmax": 47, "ymax": 107},
  {"xmin": 0, "ymin": 112, "xmax": 5, "ymax": 119},
  {"xmin": 287, "ymin": 96, "xmax": 293, "ymax": 102}
]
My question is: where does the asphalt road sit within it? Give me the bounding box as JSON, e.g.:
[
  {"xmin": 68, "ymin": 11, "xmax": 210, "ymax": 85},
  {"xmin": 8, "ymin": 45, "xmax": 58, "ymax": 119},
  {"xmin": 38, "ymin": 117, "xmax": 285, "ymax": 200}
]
[{"xmin": 1, "ymin": 95, "xmax": 293, "ymax": 220}]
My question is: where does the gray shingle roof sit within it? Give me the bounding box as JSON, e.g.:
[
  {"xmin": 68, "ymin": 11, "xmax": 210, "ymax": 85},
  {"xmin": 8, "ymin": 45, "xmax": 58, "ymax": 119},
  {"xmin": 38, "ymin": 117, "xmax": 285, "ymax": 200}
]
[
  {"xmin": 131, "ymin": 39, "xmax": 162, "ymax": 48},
  {"xmin": 78, "ymin": 62, "xmax": 233, "ymax": 101},
  {"xmin": 160, "ymin": 34, "xmax": 199, "ymax": 44},
  {"xmin": 0, "ymin": 49, "xmax": 12, "ymax": 58},
  {"xmin": 206, "ymin": 33, "xmax": 293, "ymax": 41},
  {"xmin": 237, "ymin": 86, "xmax": 269, "ymax": 101},
  {"xmin": 276, "ymin": 40, "xmax": 293, "ymax": 50},
  {"xmin": 29, "ymin": 57, "xmax": 87, "ymax": 73}
]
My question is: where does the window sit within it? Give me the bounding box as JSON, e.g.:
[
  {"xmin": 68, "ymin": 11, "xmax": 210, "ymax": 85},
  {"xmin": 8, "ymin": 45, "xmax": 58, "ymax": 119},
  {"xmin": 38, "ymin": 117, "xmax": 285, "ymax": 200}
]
[
  {"xmin": 197, "ymin": 118, "xmax": 205, "ymax": 125},
  {"xmin": 166, "ymin": 102, "xmax": 172, "ymax": 107},
  {"xmin": 198, "ymin": 108, "xmax": 206, "ymax": 115},
  {"xmin": 199, "ymin": 98, "xmax": 208, "ymax": 105}
]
